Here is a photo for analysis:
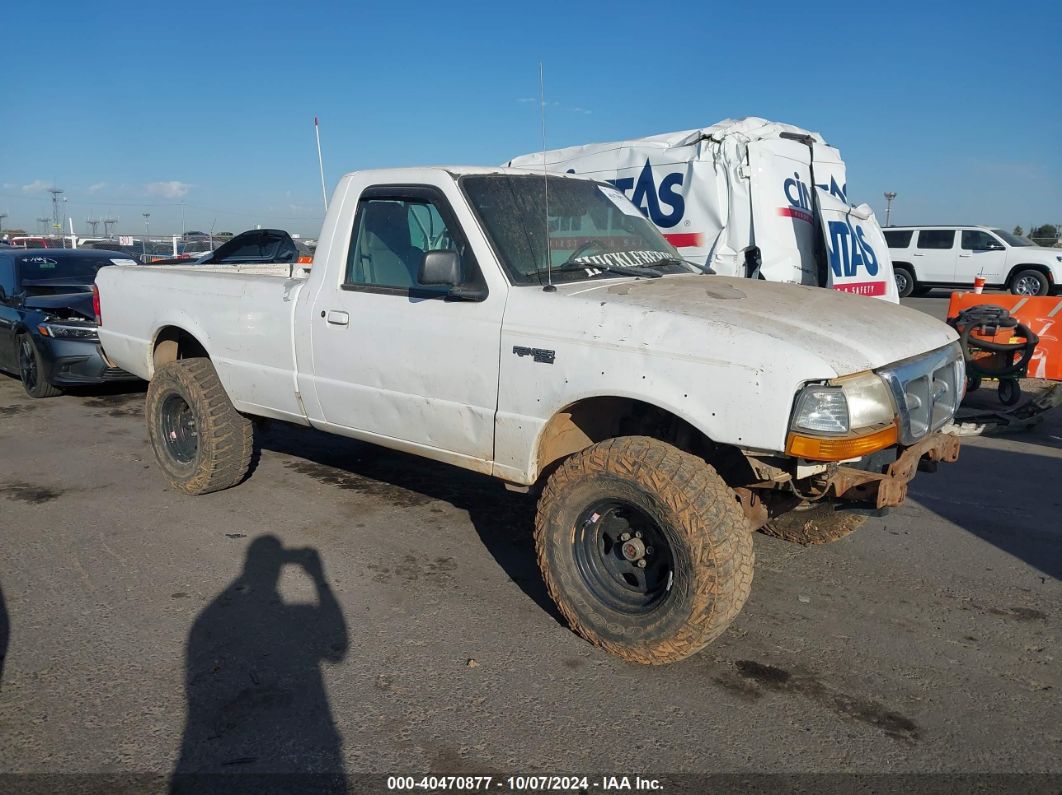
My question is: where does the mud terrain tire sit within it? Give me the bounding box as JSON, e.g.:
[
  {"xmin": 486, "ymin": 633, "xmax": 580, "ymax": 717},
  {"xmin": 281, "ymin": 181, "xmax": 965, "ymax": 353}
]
[
  {"xmin": 534, "ymin": 436, "xmax": 754, "ymax": 665},
  {"xmin": 761, "ymin": 502, "xmax": 866, "ymax": 545},
  {"xmin": 146, "ymin": 358, "xmax": 253, "ymax": 495}
]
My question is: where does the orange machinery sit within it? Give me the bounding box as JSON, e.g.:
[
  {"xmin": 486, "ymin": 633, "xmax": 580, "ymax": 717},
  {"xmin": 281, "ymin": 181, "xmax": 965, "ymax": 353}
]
[{"xmin": 945, "ymin": 292, "xmax": 1062, "ymax": 406}]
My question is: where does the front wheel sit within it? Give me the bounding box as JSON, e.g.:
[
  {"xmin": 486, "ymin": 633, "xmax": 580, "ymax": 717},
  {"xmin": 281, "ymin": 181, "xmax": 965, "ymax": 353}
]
[
  {"xmin": 761, "ymin": 501, "xmax": 866, "ymax": 545},
  {"xmin": 1009, "ymin": 269, "xmax": 1049, "ymax": 296},
  {"xmin": 534, "ymin": 437, "xmax": 754, "ymax": 665},
  {"xmin": 17, "ymin": 335, "xmax": 62, "ymax": 398},
  {"xmin": 146, "ymin": 358, "xmax": 254, "ymax": 495},
  {"xmin": 998, "ymin": 379, "xmax": 1021, "ymax": 406}
]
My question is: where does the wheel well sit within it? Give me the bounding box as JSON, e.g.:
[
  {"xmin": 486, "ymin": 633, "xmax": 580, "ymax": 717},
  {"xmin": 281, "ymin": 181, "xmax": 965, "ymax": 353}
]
[
  {"xmin": 534, "ymin": 397, "xmax": 752, "ymax": 485},
  {"xmin": 153, "ymin": 326, "xmax": 208, "ymax": 368},
  {"xmin": 1005, "ymin": 263, "xmax": 1052, "ymax": 284},
  {"xmin": 892, "ymin": 261, "xmax": 915, "ymax": 276}
]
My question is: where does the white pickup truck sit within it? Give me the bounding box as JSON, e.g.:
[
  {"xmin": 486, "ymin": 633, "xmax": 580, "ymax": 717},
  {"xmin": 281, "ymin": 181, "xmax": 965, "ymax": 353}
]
[{"xmin": 96, "ymin": 167, "xmax": 963, "ymax": 665}]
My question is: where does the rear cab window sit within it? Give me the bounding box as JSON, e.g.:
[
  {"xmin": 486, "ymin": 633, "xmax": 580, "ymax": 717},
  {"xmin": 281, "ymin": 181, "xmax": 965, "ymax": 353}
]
[{"xmin": 917, "ymin": 230, "xmax": 955, "ymax": 249}]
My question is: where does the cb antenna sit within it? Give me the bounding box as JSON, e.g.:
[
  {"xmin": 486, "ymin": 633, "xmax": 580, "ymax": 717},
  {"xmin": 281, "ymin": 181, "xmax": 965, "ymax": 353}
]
[{"xmin": 539, "ymin": 62, "xmax": 555, "ymax": 292}]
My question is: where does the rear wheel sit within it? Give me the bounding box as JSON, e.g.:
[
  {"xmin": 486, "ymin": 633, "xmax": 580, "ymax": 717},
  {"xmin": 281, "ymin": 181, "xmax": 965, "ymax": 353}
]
[
  {"xmin": 534, "ymin": 436, "xmax": 754, "ymax": 665},
  {"xmin": 17, "ymin": 335, "xmax": 62, "ymax": 398},
  {"xmin": 761, "ymin": 501, "xmax": 866, "ymax": 545},
  {"xmin": 1009, "ymin": 269, "xmax": 1049, "ymax": 296},
  {"xmin": 893, "ymin": 266, "xmax": 916, "ymax": 298},
  {"xmin": 146, "ymin": 358, "xmax": 254, "ymax": 495}
]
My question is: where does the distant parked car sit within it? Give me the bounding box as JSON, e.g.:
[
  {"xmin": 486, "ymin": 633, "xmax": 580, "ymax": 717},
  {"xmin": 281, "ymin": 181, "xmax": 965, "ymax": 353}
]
[
  {"xmin": 0, "ymin": 248, "xmax": 140, "ymax": 397},
  {"xmin": 148, "ymin": 229, "xmax": 310, "ymax": 266},
  {"xmin": 884, "ymin": 225, "xmax": 1062, "ymax": 297}
]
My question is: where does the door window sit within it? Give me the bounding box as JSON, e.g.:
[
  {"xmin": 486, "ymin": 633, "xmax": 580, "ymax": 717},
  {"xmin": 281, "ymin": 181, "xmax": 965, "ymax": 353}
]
[
  {"xmin": 345, "ymin": 199, "xmax": 457, "ymax": 289},
  {"xmin": 961, "ymin": 230, "xmax": 1000, "ymax": 250},
  {"xmin": 0, "ymin": 257, "xmax": 14, "ymax": 297},
  {"xmin": 883, "ymin": 230, "xmax": 913, "ymax": 248},
  {"xmin": 917, "ymin": 230, "xmax": 955, "ymax": 249}
]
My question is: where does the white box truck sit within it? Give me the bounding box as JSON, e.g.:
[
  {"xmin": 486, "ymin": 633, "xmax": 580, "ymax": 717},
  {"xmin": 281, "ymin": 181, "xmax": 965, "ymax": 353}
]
[{"xmin": 508, "ymin": 116, "xmax": 899, "ymax": 302}]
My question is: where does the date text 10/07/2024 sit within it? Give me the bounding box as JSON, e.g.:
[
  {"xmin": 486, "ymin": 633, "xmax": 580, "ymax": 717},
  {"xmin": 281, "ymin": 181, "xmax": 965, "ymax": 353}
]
[{"xmin": 386, "ymin": 776, "xmax": 664, "ymax": 791}]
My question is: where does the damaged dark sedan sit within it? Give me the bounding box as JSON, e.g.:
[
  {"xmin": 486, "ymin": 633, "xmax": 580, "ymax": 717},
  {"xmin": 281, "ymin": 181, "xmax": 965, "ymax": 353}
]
[{"xmin": 0, "ymin": 248, "xmax": 140, "ymax": 398}]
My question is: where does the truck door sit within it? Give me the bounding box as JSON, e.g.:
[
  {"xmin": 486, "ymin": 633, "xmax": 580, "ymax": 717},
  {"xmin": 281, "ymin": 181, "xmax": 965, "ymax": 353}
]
[
  {"xmin": 747, "ymin": 137, "xmax": 820, "ymax": 285},
  {"xmin": 305, "ymin": 185, "xmax": 504, "ymax": 467}
]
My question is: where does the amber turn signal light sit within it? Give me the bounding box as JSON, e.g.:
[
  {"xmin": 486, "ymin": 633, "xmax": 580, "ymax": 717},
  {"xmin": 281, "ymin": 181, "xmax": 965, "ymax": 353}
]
[{"xmin": 786, "ymin": 423, "xmax": 898, "ymax": 461}]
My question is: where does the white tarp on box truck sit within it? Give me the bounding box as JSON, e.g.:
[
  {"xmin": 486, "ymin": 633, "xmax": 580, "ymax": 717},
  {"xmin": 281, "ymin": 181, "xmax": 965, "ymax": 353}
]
[{"xmin": 507, "ymin": 116, "xmax": 898, "ymax": 302}]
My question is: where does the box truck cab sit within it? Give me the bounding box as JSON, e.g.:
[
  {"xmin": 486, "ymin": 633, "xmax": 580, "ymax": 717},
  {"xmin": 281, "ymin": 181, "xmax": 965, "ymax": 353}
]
[{"xmin": 508, "ymin": 117, "xmax": 898, "ymax": 303}]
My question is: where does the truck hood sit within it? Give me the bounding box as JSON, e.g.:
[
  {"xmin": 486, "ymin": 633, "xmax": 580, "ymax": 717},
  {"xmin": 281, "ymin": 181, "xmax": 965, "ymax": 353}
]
[{"xmin": 553, "ymin": 274, "xmax": 957, "ymax": 375}]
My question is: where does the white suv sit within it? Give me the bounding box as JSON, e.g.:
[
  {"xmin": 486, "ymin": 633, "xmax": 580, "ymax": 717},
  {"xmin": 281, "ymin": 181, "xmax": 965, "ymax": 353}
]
[{"xmin": 883, "ymin": 225, "xmax": 1062, "ymax": 297}]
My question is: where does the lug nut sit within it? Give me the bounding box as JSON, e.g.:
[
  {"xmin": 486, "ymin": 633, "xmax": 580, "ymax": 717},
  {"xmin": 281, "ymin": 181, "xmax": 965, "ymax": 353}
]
[
  {"xmin": 645, "ymin": 546, "xmax": 654, "ymax": 555},
  {"xmin": 619, "ymin": 532, "xmax": 631, "ymax": 542},
  {"xmin": 637, "ymin": 559, "xmax": 647, "ymax": 568},
  {"xmin": 634, "ymin": 531, "xmax": 643, "ymax": 539}
]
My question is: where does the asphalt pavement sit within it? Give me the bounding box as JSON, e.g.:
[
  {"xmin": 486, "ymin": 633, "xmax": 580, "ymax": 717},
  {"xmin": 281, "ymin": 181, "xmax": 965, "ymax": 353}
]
[{"xmin": 0, "ymin": 295, "xmax": 1059, "ymax": 790}]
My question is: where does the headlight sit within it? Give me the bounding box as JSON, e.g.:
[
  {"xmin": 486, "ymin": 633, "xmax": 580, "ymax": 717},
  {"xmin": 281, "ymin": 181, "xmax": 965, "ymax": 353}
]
[
  {"xmin": 788, "ymin": 372, "xmax": 898, "ymax": 461},
  {"xmin": 791, "ymin": 386, "xmax": 849, "ymax": 433},
  {"xmin": 791, "ymin": 372, "xmax": 895, "ymax": 435},
  {"xmin": 37, "ymin": 322, "xmax": 99, "ymax": 340}
]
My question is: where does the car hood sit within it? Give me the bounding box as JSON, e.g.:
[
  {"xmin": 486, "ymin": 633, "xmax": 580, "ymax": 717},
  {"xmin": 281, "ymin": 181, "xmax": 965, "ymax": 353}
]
[
  {"xmin": 23, "ymin": 290, "xmax": 95, "ymax": 321},
  {"xmin": 547, "ymin": 274, "xmax": 958, "ymax": 375}
]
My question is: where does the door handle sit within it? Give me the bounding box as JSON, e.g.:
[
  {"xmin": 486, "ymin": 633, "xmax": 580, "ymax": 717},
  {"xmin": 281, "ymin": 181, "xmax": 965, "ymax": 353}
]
[
  {"xmin": 958, "ymin": 254, "xmax": 971, "ymax": 258},
  {"xmin": 325, "ymin": 310, "xmax": 349, "ymax": 326}
]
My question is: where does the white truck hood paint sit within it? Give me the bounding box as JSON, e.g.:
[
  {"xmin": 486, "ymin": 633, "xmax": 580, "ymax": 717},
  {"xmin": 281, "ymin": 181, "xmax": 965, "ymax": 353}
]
[{"xmin": 542, "ymin": 273, "xmax": 957, "ymax": 376}]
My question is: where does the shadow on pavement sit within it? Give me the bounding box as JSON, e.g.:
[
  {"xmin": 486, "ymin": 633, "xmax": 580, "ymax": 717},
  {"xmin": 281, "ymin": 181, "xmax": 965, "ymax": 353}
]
[
  {"xmin": 259, "ymin": 423, "xmax": 563, "ymax": 626},
  {"xmin": 912, "ymin": 442, "xmax": 1062, "ymax": 581},
  {"xmin": 170, "ymin": 535, "xmax": 348, "ymax": 794}
]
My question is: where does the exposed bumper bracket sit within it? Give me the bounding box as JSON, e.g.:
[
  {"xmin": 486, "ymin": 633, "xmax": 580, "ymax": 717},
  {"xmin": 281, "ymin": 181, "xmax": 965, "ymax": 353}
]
[{"xmin": 827, "ymin": 433, "xmax": 961, "ymax": 509}]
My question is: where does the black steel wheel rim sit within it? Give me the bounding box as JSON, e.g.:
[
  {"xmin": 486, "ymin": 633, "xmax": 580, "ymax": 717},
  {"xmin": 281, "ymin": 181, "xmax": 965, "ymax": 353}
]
[
  {"xmin": 18, "ymin": 339, "xmax": 37, "ymax": 391},
  {"xmin": 159, "ymin": 393, "xmax": 199, "ymax": 465},
  {"xmin": 573, "ymin": 499, "xmax": 674, "ymax": 614}
]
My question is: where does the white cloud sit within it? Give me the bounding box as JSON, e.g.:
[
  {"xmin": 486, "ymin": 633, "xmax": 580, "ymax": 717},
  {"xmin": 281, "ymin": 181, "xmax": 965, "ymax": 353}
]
[
  {"xmin": 22, "ymin": 180, "xmax": 51, "ymax": 193},
  {"xmin": 87, "ymin": 182, "xmax": 109, "ymax": 194},
  {"xmin": 145, "ymin": 180, "xmax": 191, "ymax": 199}
]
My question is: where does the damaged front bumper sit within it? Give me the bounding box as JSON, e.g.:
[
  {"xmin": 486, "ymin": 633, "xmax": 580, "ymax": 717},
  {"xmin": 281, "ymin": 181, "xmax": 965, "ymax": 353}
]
[{"xmin": 820, "ymin": 432, "xmax": 960, "ymax": 509}]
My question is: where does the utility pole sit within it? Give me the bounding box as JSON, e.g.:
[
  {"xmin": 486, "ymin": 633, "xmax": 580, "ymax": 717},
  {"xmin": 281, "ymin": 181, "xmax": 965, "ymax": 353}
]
[
  {"xmin": 48, "ymin": 187, "xmax": 64, "ymax": 238},
  {"xmin": 142, "ymin": 212, "xmax": 151, "ymax": 260},
  {"xmin": 883, "ymin": 192, "xmax": 897, "ymax": 227},
  {"xmin": 86, "ymin": 218, "xmax": 100, "ymax": 236},
  {"xmin": 103, "ymin": 217, "xmax": 118, "ymax": 238},
  {"xmin": 36, "ymin": 217, "xmax": 50, "ymax": 235},
  {"xmin": 0, "ymin": 213, "xmax": 7, "ymax": 238}
]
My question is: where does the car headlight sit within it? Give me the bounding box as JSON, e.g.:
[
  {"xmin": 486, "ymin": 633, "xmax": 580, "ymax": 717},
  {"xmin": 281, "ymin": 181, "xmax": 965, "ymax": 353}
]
[
  {"xmin": 37, "ymin": 322, "xmax": 99, "ymax": 340},
  {"xmin": 791, "ymin": 372, "xmax": 895, "ymax": 435},
  {"xmin": 788, "ymin": 372, "xmax": 898, "ymax": 460}
]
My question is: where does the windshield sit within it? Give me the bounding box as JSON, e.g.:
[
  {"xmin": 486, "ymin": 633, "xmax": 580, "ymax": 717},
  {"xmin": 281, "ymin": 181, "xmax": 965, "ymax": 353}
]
[
  {"xmin": 992, "ymin": 230, "xmax": 1035, "ymax": 247},
  {"xmin": 16, "ymin": 253, "xmax": 117, "ymax": 285},
  {"xmin": 461, "ymin": 174, "xmax": 697, "ymax": 285}
]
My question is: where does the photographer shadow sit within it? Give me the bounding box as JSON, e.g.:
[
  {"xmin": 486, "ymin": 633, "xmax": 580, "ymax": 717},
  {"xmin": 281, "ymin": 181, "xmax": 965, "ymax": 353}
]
[{"xmin": 170, "ymin": 536, "xmax": 348, "ymax": 794}]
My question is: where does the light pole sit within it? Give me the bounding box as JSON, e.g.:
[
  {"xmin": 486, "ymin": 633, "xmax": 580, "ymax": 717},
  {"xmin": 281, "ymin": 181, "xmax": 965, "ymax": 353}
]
[
  {"xmin": 142, "ymin": 212, "xmax": 151, "ymax": 260},
  {"xmin": 0, "ymin": 213, "xmax": 7, "ymax": 238},
  {"xmin": 883, "ymin": 192, "xmax": 897, "ymax": 227}
]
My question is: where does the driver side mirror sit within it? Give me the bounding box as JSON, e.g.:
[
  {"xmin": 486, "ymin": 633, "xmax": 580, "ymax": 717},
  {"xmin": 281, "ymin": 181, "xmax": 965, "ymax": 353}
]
[
  {"xmin": 419, "ymin": 249, "xmax": 462, "ymax": 286},
  {"xmin": 418, "ymin": 250, "xmax": 487, "ymax": 301}
]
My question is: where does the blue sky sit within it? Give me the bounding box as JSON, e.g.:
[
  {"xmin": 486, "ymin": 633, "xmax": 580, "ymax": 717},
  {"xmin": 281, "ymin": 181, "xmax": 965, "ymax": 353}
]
[{"xmin": 1, "ymin": 0, "xmax": 1059, "ymax": 237}]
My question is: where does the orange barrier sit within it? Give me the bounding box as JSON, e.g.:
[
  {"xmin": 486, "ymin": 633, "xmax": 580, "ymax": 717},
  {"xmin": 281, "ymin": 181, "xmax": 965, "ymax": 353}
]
[{"xmin": 946, "ymin": 292, "xmax": 1062, "ymax": 381}]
